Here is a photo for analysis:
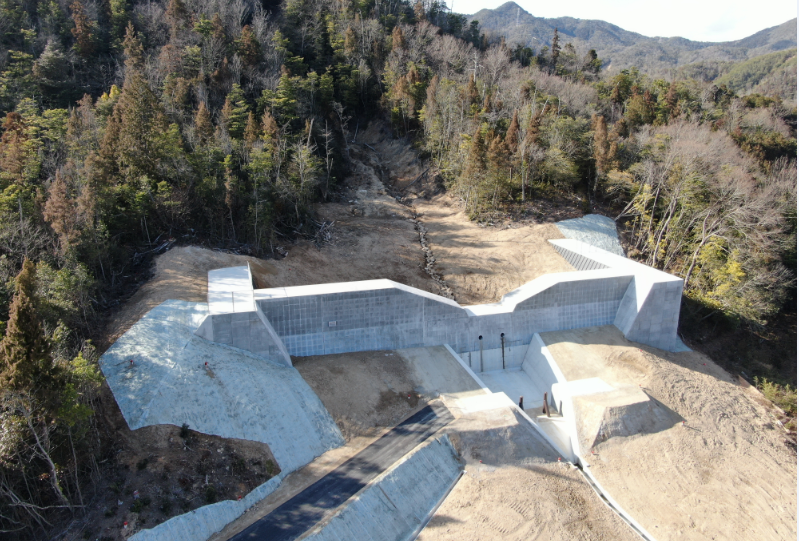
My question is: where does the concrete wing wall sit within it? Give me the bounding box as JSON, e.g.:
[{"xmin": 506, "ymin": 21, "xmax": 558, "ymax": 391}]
[
  {"xmin": 194, "ymin": 309, "xmax": 293, "ymax": 367},
  {"xmin": 550, "ymin": 239, "xmax": 684, "ymax": 352},
  {"xmin": 551, "ymin": 241, "xmax": 611, "ymax": 270},
  {"xmin": 614, "ymin": 277, "xmax": 682, "ymax": 351},
  {"xmin": 302, "ymin": 435, "xmax": 461, "ymax": 541}
]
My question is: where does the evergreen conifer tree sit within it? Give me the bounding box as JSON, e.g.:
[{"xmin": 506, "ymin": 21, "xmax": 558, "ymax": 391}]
[
  {"xmin": 221, "ymin": 84, "xmax": 249, "ymax": 139},
  {"xmin": 238, "ymin": 25, "xmax": 261, "ymax": 66},
  {"xmin": 261, "ymin": 109, "xmax": 279, "ymax": 141},
  {"xmin": 506, "ymin": 110, "xmax": 520, "ymax": 154},
  {"xmin": 0, "ymin": 260, "xmax": 58, "ymax": 401},
  {"xmin": 392, "ymin": 26, "xmax": 406, "ymax": 52},
  {"xmin": 70, "ymin": 0, "xmax": 95, "ymax": 58},
  {"xmin": 244, "ymin": 112, "xmax": 260, "ymax": 148},
  {"xmin": 550, "ymin": 28, "xmax": 560, "ymax": 74},
  {"xmin": 194, "ymin": 102, "xmax": 214, "ymax": 143}
]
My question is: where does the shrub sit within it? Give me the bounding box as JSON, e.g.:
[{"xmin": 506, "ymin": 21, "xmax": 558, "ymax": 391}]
[{"xmin": 756, "ymin": 377, "xmax": 797, "ymax": 416}]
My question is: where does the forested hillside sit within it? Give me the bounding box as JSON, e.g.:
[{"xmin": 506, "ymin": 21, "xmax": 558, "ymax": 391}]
[
  {"xmin": 716, "ymin": 48, "xmax": 797, "ymax": 102},
  {"xmin": 0, "ymin": 0, "xmax": 795, "ymax": 537}
]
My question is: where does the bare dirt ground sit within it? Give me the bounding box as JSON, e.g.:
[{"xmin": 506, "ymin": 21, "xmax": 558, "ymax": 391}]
[
  {"xmin": 358, "ymin": 121, "xmax": 577, "ymax": 306},
  {"xmin": 542, "ymin": 326, "xmax": 797, "ymax": 541},
  {"xmin": 413, "ymin": 196, "xmax": 573, "ymax": 305},
  {"xmin": 79, "ymin": 415, "xmax": 279, "ymax": 540},
  {"xmin": 419, "ymin": 400, "xmax": 640, "ymax": 541},
  {"xmin": 294, "ymin": 346, "xmax": 483, "ymax": 441},
  {"xmin": 294, "ymin": 350, "xmax": 428, "ymax": 441}
]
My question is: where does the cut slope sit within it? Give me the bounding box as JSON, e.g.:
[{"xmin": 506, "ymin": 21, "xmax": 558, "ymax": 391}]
[{"xmin": 556, "ymin": 214, "xmax": 624, "ymax": 256}]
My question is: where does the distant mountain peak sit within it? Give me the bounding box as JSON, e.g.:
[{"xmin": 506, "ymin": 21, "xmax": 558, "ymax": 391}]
[{"xmin": 470, "ymin": 4, "xmax": 797, "ymax": 74}]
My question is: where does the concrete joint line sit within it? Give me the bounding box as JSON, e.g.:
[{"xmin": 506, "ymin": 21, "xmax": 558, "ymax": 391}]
[{"xmin": 377, "ymin": 484, "xmax": 399, "ymax": 510}]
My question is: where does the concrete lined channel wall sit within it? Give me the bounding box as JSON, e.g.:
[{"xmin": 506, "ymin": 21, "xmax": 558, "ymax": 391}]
[
  {"xmin": 302, "ymin": 435, "xmax": 461, "ymax": 541},
  {"xmin": 130, "ymin": 474, "xmax": 286, "ymax": 541}
]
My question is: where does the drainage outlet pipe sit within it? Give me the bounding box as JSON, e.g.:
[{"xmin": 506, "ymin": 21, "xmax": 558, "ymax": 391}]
[
  {"xmin": 500, "ymin": 332, "xmax": 505, "ymax": 370},
  {"xmin": 478, "ymin": 335, "xmax": 483, "ymax": 373}
]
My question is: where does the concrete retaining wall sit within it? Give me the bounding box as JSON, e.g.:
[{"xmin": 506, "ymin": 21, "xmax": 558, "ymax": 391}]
[
  {"xmin": 130, "ymin": 473, "xmax": 285, "ymax": 541},
  {"xmin": 201, "ymin": 240, "xmax": 684, "ymax": 373},
  {"xmin": 302, "ymin": 435, "xmax": 461, "ymax": 541},
  {"xmin": 256, "ymin": 272, "xmax": 634, "ymax": 358},
  {"xmin": 521, "ymin": 334, "xmax": 566, "ymax": 401}
]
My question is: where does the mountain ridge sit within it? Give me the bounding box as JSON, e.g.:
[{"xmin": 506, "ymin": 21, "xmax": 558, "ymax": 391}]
[{"xmin": 470, "ymin": 2, "xmax": 797, "ymax": 74}]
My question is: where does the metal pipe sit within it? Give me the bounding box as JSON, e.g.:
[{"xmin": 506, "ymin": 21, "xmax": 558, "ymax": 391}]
[
  {"xmin": 478, "ymin": 335, "xmax": 483, "ymax": 373},
  {"xmin": 500, "ymin": 332, "xmax": 505, "ymax": 370}
]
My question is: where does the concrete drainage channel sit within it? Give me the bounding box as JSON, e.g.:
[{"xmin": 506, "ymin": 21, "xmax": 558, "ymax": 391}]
[
  {"xmin": 577, "ymin": 463, "xmax": 656, "ymax": 541},
  {"xmin": 448, "ymin": 345, "xmax": 658, "ymax": 541},
  {"xmin": 228, "ymin": 404, "xmax": 459, "ymax": 541}
]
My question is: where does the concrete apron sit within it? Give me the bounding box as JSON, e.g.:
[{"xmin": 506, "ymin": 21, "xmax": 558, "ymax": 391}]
[{"xmin": 441, "ymin": 343, "xmax": 656, "ymax": 541}]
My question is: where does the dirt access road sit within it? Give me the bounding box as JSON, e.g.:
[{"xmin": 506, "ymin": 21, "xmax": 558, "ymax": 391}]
[{"xmin": 99, "ymin": 122, "xmax": 796, "ymax": 541}]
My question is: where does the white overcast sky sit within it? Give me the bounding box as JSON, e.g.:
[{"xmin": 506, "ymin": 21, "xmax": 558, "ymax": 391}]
[{"xmin": 447, "ymin": 0, "xmax": 797, "ymax": 42}]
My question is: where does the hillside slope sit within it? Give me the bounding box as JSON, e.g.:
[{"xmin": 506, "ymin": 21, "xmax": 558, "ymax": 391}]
[
  {"xmin": 472, "ymin": 2, "xmax": 797, "ymax": 74},
  {"xmin": 716, "ymin": 48, "xmax": 797, "ymax": 101}
]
